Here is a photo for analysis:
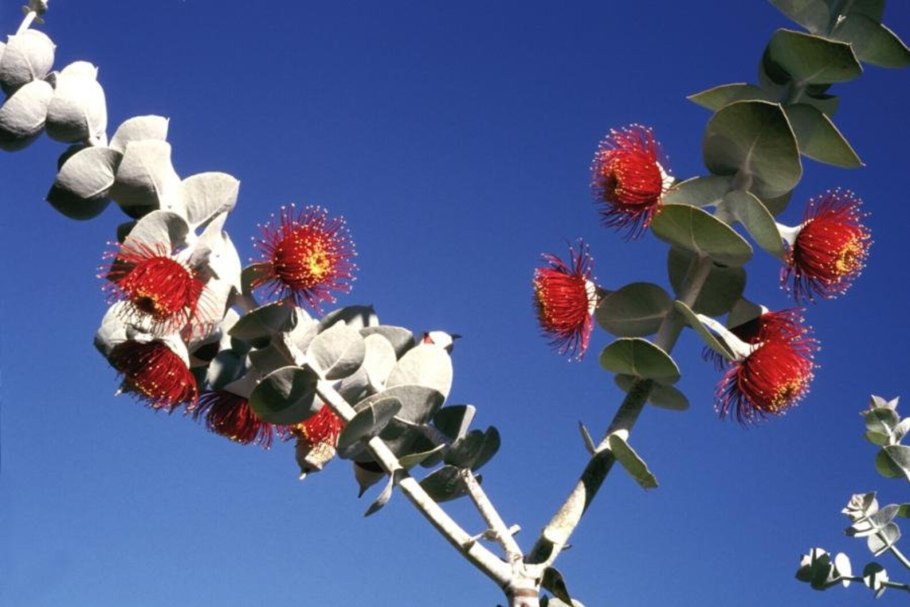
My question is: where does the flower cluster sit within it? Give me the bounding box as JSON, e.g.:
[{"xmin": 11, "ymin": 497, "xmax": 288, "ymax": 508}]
[{"xmin": 97, "ymin": 199, "xmax": 356, "ymax": 459}]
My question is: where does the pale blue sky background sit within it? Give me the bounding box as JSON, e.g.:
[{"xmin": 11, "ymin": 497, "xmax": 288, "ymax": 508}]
[{"xmin": 2, "ymin": 1, "xmax": 909, "ymax": 606}]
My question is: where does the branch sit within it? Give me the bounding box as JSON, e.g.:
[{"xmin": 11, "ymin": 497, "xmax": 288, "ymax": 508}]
[
  {"xmin": 527, "ymin": 255, "xmax": 714, "ymax": 566},
  {"xmin": 462, "ymin": 469, "xmax": 524, "ymax": 564},
  {"xmin": 315, "ymin": 380, "xmax": 513, "ymax": 589}
]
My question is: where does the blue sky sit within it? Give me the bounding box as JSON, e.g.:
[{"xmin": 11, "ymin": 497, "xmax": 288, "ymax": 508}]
[{"xmin": 2, "ymin": 1, "xmax": 909, "ymax": 606}]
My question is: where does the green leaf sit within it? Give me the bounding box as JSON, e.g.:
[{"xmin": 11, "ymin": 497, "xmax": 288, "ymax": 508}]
[
  {"xmin": 688, "ymin": 83, "xmax": 774, "ymax": 111},
  {"xmin": 831, "ymin": 13, "xmax": 910, "ymax": 68},
  {"xmin": 336, "ymin": 397, "xmax": 401, "ymax": 457},
  {"xmin": 615, "ymin": 374, "xmax": 689, "ymax": 411},
  {"xmin": 599, "ymin": 338, "xmax": 680, "ymax": 384},
  {"xmin": 229, "ymin": 302, "xmax": 295, "ymax": 348},
  {"xmin": 703, "ymin": 100, "xmax": 802, "ymax": 199},
  {"xmin": 770, "ymin": 0, "xmax": 830, "ymax": 34},
  {"xmin": 865, "ymin": 407, "xmax": 900, "ymax": 436},
  {"xmin": 673, "ymin": 300, "xmax": 736, "ymax": 361},
  {"xmin": 608, "ymin": 434, "xmax": 658, "ymax": 489},
  {"xmin": 420, "ymin": 465, "xmax": 469, "ymax": 503},
  {"xmin": 595, "ymin": 282, "xmax": 673, "ymax": 337},
  {"xmin": 651, "ymin": 205, "xmax": 753, "ymax": 267},
  {"xmin": 784, "ymin": 104, "xmax": 862, "ymax": 168},
  {"xmin": 248, "ymin": 365, "xmax": 318, "ymax": 425},
  {"xmin": 766, "ymin": 29, "xmax": 863, "ymax": 85},
  {"xmin": 661, "ymin": 175, "xmax": 732, "ymax": 208},
  {"xmin": 667, "ymin": 248, "xmax": 746, "ymax": 316},
  {"xmin": 723, "ymin": 189, "xmax": 786, "ymax": 258},
  {"xmin": 727, "ymin": 298, "xmax": 763, "ymax": 328}
]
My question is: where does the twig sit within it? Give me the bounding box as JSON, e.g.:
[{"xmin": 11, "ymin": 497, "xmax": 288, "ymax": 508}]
[{"xmin": 462, "ymin": 469, "xmax": 524, "ymax": 564}]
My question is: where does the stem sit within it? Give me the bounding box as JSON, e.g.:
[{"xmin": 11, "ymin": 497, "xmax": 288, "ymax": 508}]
[
  {"xmin": 527, "ymin": 255, "xmax": 714, "ymax": 567},
  {"xmin": 314, "ymin": 380, "xmax": 513, "ymax": 588},
  {"xmin": 17, "ymin": 11, "xmax": 38, "ymax": 35},
  {"xmin": 462, "ymin": 470, "xmax": 524, "ymax": 564},
  {"xmin": 888, "ymin": 542, "xmax": 910, "ymax": 571}
]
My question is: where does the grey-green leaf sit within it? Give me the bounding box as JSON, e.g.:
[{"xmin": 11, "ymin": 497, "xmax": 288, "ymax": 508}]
[
  {"xmin": 766, "ymin": 29, "xmax": 863, "ymax": 85},
  {"xmin": 337, "ymin": 397, "xmax": 401, "ymax": 457},
  {"xmin": 599, "ymin": 338, "xmax": 680, "ymax": 384},
  {"xmin": 667, "ymin": 248, "xmax": 746, "ymax": 316},
  {"xmin": 386, "ymin": 343, "xmax": 453, "ymax": 400},
  {"xmin": 229, "ymin": 302, "xmax": 295, "ymax": 348},
  {"xmin": 769, "ymin": 0, "xmax": 830, "ymax": 34},
  {"xmin": 0, "ymin": 29, "xmax": 55, "ymax": 94},
  {"xmin": 110, "ymin": 115, "xmax": 169, "ymax": 153},
  {"xmin": 615, "ymin": 374, "xmax": 689, "ymax": 411},
  {"xmin": 688, "ymin": 83, "xmax": 773, "ymax": 111},
  {"xmin": 0, "ymin": 78, "xmax": 52, "ymax": 151},
  {"xmin": 831, "ymin": 13, "xmax": 910, "ymax": 68},
  {"xmin": 419, "ymin": 465, "xmax": 469, "ymax": 503},
  {"xmin": 651, "ymin": 204, "xmax": 753, "ymax": 267},
  {"xmin": 180, "ymin": 172, "xmax": 240, "ymax": 227},
  {"xmin": 785, "ymin": 104, "xmax": 862, "ymax": 168},
  {"xmin": 703, "ymin": 100, "xmax": 801, "ymax": 199},
  {"xmin": 596, "ymin": 282, "xmax": 672, "ymax": 337},
  {"xmin": 608, "ymin": 434, "xmax": 658, "ymax": 490},
  {"xmin": 248, "ymin": 365, "xmax": 319, "ymax": 425},
  {"xmin": 723, "ymin": 189, "xmax": 786, "ymax": 258},
  {"xmin": 307, "ymin": 323, "xmax": 366, "ymax": 380},
  {"xmin": 433, "ymin": 404, "xmax": 476, "ymax": 441},
  {"xmin": 661, "ymin": 175, "xmax": 732, "ymax": 208},
  {"xmin": 46, "ymin": 146, "xmax": 120, "ymax": 219},
  {"xmin": 109, "ymin": 140, "xmax": 182, "ymax": 217},
  {"xmin": 45, "ymin": 61, "xmax": 107, "ymax": 144},
  {"xmin": 673, "ymin": 300, "xmax": 736, "ymax": 361}
]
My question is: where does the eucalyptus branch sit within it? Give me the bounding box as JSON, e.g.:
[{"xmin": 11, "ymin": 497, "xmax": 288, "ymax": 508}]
[
  {"xmin": 886, "ymin": 540, "xmax": 910, "ymax": 571},
  {"xmin": 462, "ymin": 469, "xmax": 524, "ymax": 564},
  {"xmin": 314, "ymin": 380, "xmax": 513, "ymax": 588},
  {"xmin": 528, "ymin": 255, "xmax": 714, "ymax": 567}
]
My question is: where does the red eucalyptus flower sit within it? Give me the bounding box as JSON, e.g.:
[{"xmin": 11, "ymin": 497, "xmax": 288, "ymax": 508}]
[
  {"xmin": 591, "ymin": 124, "xmax": 672, "ymax": 237},
  {"xmin": 715, "ymin": 313, "xmax": 817, "ymax": 424},
  {"xmin": 533, "ymin": 241, "xmax": 597, "ymax": 359},
  {"xmin": 704, "ymin": 308, "xmax": 807, "ymax": 369},
  {"xmin": 292, "ymin": 405, "xmax": 345, "ymax": 449},
  {"xmin": 781, "ymin": 190, "xmax": 871, "ymax": 302},
  {"xmin": 252, "ymin": 205, "xmax": 357, "ymax": 312},
  {"xmin": 104, "ymin": 242, "xmax": 206, "ymax": 335},
  {"xmin": 108, "ymin": 340, "xmax": 198, "ymax": 410},
  {"xmin": 193, "ymin": 391, "xmax": 280, "ymax": 448},
  {"xmin": 292, "ymin": 405, "xmax": 346, "ymax": 475}
]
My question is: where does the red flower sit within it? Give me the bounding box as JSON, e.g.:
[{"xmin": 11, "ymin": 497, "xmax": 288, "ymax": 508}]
[
  {"xmin": 252, "ymin": 205, "xmax": 357, "ymax": 312},
  {"xmin": 193, "ymin": 391, "xmax": 280, "ymax": 448},
  {"xmin": 591, "ymin": 124, "xmax": 671, "ymax": 237},
  {"xmin": 292, "ymin": 406, "xmax": 346, "ymax": 475},
  {"xmin": 533, "ymin": 241, "xmax": 597, "ymax": 359},
  {"xmin": 108, "ymin": 340, "xmax": 198, "ymax": 410},
  {"xmin": 782, "ymin": 190, "xmax": 871, "ymax": 302},
  {"xmin": 104, "ymin": 242, "xmax": 206, "ymax": 335},
  {"xmin": 292, "ymin": 405, "xmax": 345, "ymax": 448},
  {"xmin": 715, "ymin": 314, "xmax": 817, "ymax": 424},
  {"xmin": 704, "ymin": 308, "xmax": 807, "ymax": 369}
]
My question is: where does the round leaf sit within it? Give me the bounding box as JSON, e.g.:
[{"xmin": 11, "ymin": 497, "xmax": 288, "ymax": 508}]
[
  {"xmin": 229, "ymin": 302, "xmax": 295, "ymax": 347},
  {"xmin": 109, "ymin": 140, "xmax": 182, "ymax": 216},
  {"xmin": 180, "ymin": 172, "xmax": 240, "ymax": 227},
  {"xmin": 661, "ymin": 174, "xmax": 732, "ymax": 208},
  {"xmin": 651, "ymin": 204, "xmax": 753, "ymax": 267},
  {"xmin": 766, "ymin": 29, "xmax": 863, "ymax": 85},
  {"xmin": 45, "ymin": 61, "xmax": 107, "ymax": 144},
  {"xmin": 248, "ymin": 365, "xmax": 318, "ymax": 425},
  {"xmin": 46, "ymin": 146, "xmax": 120, "ymax": 219},
  {"xmin": 110, "ymin": 115, "xmax": 169, "ymax": 153},
  {"xmin": 357, "ymin": 384, "xmax": 444, "ymax": 425},
  {"xmin": 687, "ymin": 83, "xmax": 773, "ymax": 112},
  {"xmin": 0, "ymin": 78, "xmax": 52, "ymax": 150},
  {"xmin": 336, "ymin": 397, "xmax": 401, "ymax": 458},
  {"xmin": 615, "ymin": 374, "xmax": 689, "ymax": 411},
  {"xmin": 386, "ymin": 343, "xmax": 453, "ymax": 400},
  {"xmin": 419, "ymin": 465, "xmax": 469, "ymax": 503},
  {"xmin": 831, "ymin": 13, "xmax": 910, "ymax": 68},
  {"xmin": 703, "ymin": 100, "xmax": 802, "ymax": 199},
  {"xmin": 599, "ymin": 338, "xmax": 680, "ymax": 384},
  {"xmin": 0, "ymin": 29, "xmax": 54, "ymax": 94},
  {"xmin": 307, "ymin": 323, "xmax": 366, "ymax": 380},
  {"xmin": 595, "ymin": 282, "xmax": 672, "ymax": 337}
]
